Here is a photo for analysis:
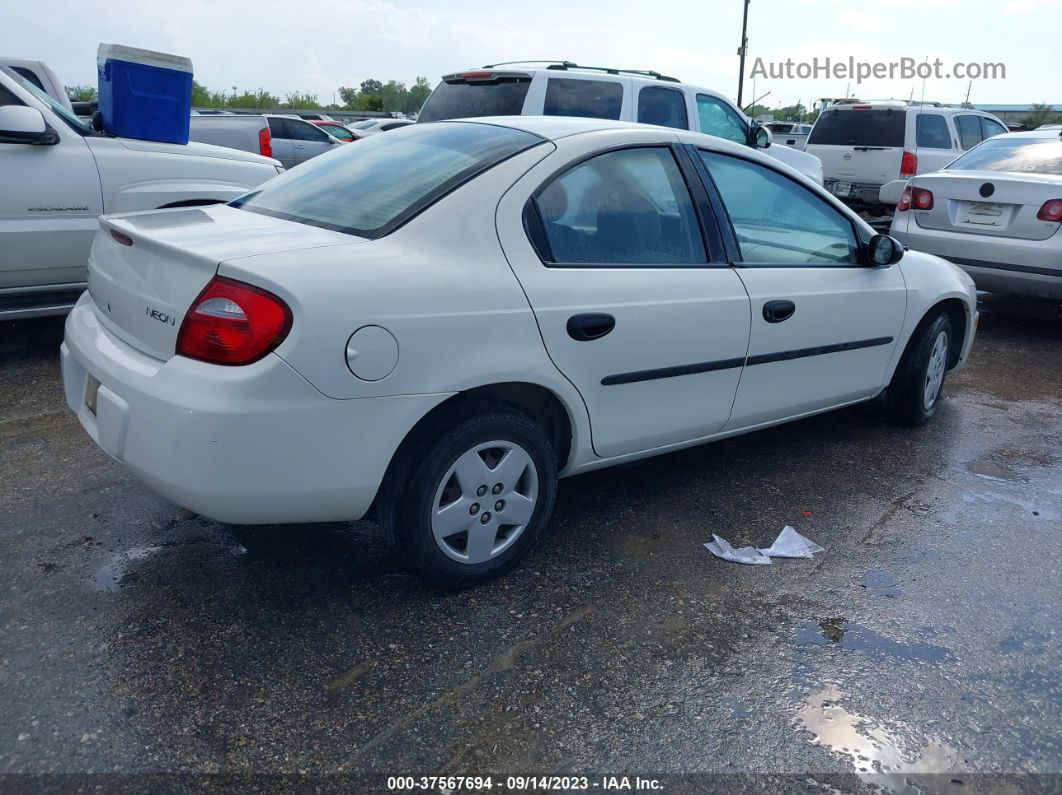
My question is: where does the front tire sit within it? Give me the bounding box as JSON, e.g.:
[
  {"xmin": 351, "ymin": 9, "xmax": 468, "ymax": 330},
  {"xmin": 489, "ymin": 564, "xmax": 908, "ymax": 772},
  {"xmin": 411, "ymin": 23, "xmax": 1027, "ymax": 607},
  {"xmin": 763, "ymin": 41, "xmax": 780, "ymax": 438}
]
[
  {"xmin": 384, "ymin": 406, "xmax": 557, "ymax": 588},
  {"xmin": 885, "ymin": 312, "xmax": 953, "ymax": 426}
]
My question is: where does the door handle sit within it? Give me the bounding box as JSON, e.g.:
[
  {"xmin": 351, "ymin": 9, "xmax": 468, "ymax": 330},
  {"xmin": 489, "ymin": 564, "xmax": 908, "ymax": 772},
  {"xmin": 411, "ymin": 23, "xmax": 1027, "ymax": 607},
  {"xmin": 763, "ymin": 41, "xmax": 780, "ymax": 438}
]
[
  {"xmin": 763, "ymin": 300, "xmax": 796, "ymax": 323},
  {"xmin": 567, "ymin": 313, "xmax": 616, "ymax": 341}
]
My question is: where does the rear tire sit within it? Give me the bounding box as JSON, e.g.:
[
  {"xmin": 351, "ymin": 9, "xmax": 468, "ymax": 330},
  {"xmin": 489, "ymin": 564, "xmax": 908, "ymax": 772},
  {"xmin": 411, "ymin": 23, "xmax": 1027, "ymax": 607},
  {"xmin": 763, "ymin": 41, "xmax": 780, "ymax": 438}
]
[
  {"xmin": 884, "ymin": 312, "xmax": 952, "ymax": 426},
  {"xmin": 382, "ymin": 405, "xmax": 557, "ymax": 589}
]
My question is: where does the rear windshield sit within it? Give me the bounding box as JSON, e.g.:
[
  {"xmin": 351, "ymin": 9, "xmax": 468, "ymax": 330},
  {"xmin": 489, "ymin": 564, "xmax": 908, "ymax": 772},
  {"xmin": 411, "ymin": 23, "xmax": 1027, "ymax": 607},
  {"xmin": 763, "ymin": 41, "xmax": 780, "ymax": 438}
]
[
  {"xmin": 232, "ymin": 122, "xmax": 543, "ymax": 238},
  {"xmin": 418, "ymin": 77, "xmax": 531, "ymax": 123},
  {"xmin": 947, "ymin": 137, "xmax": 1062, "ymax": 176},
  {"xmin": 808, "ymin": 108, "xmax": 907, "ymax": 147}
]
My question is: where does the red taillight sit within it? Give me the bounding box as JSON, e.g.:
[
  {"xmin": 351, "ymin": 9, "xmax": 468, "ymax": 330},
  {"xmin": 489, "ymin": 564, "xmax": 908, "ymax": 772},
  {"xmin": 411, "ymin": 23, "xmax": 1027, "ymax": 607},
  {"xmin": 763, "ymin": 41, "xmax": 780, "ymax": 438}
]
[
  {"xmin": 110, "ymin": 229, "xmax": 133, "ymax": 246},
  {"xmin": 851, "ymin": 104, "xmax": 871, "ymax": 110},
  {"xmin": 258, "ymin": 126, "xmax": 272, "ymax": 158},
  {"xmin": 1036, "ymin": 199, "xmax": 1062, "ymax": 222},
  {"xmin": 459, "ymin": 71, "xmax": 493, "ymax": 80},
  {"xmin": 176, "ymin": 276, "xmax": 292, "ymax": 365},
  {"xmin": 898, "ymin": 186, "xmax": 933, "ymax": 212},
  {"xmin": 900, "ymin": 150, "xmax": 918, "ymax": 178}
]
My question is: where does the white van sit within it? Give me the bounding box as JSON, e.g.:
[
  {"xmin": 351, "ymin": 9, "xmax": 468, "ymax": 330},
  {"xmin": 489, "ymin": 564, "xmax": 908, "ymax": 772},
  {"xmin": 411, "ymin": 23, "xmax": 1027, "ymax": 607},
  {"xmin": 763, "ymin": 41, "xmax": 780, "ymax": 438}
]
[
  {"xmin": 418, "ymin": 62, "xmax": 823, "ymax": 184},
  {"xmin": 805, "ymin": 101, "xmax": 1008, "ymax": 209}
]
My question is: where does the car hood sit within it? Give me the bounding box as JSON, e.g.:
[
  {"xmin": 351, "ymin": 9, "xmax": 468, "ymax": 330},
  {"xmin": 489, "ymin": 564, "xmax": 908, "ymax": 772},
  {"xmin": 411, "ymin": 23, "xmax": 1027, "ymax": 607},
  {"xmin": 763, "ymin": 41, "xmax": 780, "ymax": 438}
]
[{"xmin": 118, "ymin": 136, "xmax": 281, "ymax": 167}]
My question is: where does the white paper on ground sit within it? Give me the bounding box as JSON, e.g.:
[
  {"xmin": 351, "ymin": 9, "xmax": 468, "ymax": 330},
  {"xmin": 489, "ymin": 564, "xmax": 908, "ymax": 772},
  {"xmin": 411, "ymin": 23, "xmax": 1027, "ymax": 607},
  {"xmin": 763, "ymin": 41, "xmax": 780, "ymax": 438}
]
[
  {"xmin": 758, "ymin": 525, "xmax": 825, "ymax": 559},
  {"xmin": 704, "ymin": 534, "xmax": 772, "ymax": 565},
  {"xmin": 704, "ymin": 526, "xmax": 824, "ymax": 565}
]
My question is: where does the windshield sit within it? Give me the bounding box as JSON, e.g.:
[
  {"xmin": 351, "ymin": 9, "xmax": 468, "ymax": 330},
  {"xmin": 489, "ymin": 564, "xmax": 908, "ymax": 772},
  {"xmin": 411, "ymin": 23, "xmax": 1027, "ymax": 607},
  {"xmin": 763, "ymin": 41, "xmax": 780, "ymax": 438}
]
[
  {"xmin": 808, "ymin": 108, "xmax": 906, "ymax": 147},
  {"xmin": 947, "ymin": 137, "xmax": 1062, "ymax": 176},
  {"xmin": 418, "ymin": 77, "xmax": 532, "ymax": 123},
  {"xmin": 233, "ymin": 121, "xmax": 544, "ymax": 238},
  {"xmin": 1, "ymin": 66, "xmax": 93, "ymax": 134}
]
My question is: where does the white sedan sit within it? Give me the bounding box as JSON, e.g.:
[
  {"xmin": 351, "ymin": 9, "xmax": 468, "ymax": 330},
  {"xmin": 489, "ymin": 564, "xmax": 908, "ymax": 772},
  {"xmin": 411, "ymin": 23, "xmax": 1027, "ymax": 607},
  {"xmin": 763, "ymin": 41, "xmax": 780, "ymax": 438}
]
[
  {"xmin": 62, "ymin": 117, "xmax": 977, "ymax": 587},
  {"xmin": 891, "ymin": 129, "xmax": 1062, "ymax": 299}
]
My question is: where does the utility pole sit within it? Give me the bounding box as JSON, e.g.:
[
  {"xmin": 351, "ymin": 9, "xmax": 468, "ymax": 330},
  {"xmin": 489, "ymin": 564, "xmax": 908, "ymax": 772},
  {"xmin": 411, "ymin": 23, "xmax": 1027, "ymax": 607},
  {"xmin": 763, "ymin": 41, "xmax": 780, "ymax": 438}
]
[
  {"xmin": 964, "ymin": 80, "xmax": 973, "ymax": 107},
  {"xmin": 736, "ymin": 0, "xmax": 751, "ymax": 107}
]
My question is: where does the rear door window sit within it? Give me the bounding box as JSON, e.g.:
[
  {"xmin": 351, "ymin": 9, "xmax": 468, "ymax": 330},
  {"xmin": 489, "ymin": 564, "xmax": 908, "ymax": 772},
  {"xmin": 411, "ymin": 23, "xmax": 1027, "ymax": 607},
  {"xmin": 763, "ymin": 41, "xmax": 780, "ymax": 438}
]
[
  {"xmin": 638, "ymin": 86, "xmax": 689, "ymax": 130},
  {"xmin": 418, "ymin": 76, "xmax": 532, "ymax": 122},
  {"xmin": 980, "ymin": 117, "xmax": 1007, "ymax": 140},
  {"xmin": 268, "ymin": 118, "xmax": 289, "ymax": 139},
  {"xmin": 233, "ymin": 122, "xmax": 543, "ymax": 238},
  {"xmin": 807, "ymin": 108, "xmax": 907, "ymax": 147},
  {"xmin": 916, "ymin": 114, "xmax": 952, "ymax": 149},
  {"xmin": 544, "ymin": 78, "xmax": 622, "ymax": 120},
  {"xmin": 533, "ymin": 147, "xmax": 706, "ymax": 266},
  {"xmin": 286, "ymin": 119, "xmax": 331, "ymax": 142},
  {"xmin": 955, "ymin": 115, "xmax": 983, "ymax": 150}
]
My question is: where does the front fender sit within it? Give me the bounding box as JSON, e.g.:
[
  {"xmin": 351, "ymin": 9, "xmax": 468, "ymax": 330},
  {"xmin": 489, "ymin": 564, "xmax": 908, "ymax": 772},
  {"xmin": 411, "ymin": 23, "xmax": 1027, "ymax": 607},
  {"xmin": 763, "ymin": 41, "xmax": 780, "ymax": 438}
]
[{"xmin": 887, "ymin": 250, "xmax": 978, "ymax": 379}]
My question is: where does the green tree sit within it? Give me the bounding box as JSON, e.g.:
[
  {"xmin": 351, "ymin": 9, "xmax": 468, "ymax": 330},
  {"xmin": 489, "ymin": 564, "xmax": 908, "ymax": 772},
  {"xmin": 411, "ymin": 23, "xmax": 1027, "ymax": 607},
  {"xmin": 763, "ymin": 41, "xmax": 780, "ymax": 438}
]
[
  {"xmin": 405, "ymin": 76, "xmax": 432, "ymax": 115},
  {"xmin": 338, "ymin": 86, "xmax": 359, "ymax": 108},
  {"xmin": 359, "ymin": 79, "xmax": 382, "ymax": 97},
  {"xmin": 775, "ymin": 103, "xmax": 807, "ymax": 121},
  {"xmin": 284, "ymin": 91, "xmax": 319, "ymax": 109},
  {"xmin": 65, "ymin": 85, "xmax": 97, "ymax": 102},
  {"xmin": 1024, "ymin": 103, "xmax": 1062, "ymax": 128}
]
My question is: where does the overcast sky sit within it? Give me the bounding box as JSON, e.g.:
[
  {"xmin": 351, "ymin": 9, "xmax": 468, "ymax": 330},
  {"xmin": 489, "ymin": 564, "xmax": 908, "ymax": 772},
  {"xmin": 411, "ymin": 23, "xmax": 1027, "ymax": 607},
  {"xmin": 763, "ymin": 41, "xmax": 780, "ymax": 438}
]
[{"xmin": 8, "ymin": 0, "xmax": 1058, "ymax": 108}]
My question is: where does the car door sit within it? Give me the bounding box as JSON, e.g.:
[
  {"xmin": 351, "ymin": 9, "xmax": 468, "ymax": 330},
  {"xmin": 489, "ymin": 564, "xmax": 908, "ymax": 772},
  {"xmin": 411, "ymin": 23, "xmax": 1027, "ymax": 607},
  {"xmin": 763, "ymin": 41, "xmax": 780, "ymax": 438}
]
[
  {"xmin": 266, "ymin": 118, "xmax": 295, "ymax": 169},
  {"xmin": 496, "ymin": 132, "xmax": 752, "ymax": 459},
  {"xmin": 287, "ymin": 118, "xmax": 337, "ymax": 164},
  {"xmin": 694, "ymin": 93, "xmax": 749, "ymax": 145},
  {"xmin": 0, "ymin": 80, "xmax": 103, "ymax": 293},
  {"xmin": 694, "ymin": 148, "xmax": 906, "ymax": 430}
]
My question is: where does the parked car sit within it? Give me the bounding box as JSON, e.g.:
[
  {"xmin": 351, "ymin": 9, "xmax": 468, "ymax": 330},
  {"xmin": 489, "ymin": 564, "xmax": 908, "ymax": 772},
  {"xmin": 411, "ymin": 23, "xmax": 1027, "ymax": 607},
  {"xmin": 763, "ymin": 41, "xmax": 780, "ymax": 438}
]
[
  {"xmin": 312, "ymin": 120, "xmax": 357, "ymax": 142},
  {"xmin": 296, "ymin": 113, "xmax": 334, "ymax": 121},
  {"xmin": 347, "ymin": 118, "xmax": 415, "ymax": 138},
  {"xmin": 189, "ymin": 113, "xmax": 275, "ymax": 159},
  {"xmin": 0, "ymin": 57, "xmax": 73, "ymax": 112},
  {"xmin": 805, "ymin": 101, "xmax": 1008, "ymax": 210},
  {"xmin": 61, "ymin": 117, "xmax": 976, "ymax": 587},
  {"xmin": 417, "ymin": 62, "xmax": 823, "ymax": 184},
  {"xmin": 891, "ymin": 128, "xmax": 1062, "ymax": 299},
  {"xmin": 1037, "ymin": 124, "xmax": 1062, "ymax": 131},
  {"xmin": 764, "ymin": 121, "xmax": 813, "ymax": 149},
  {"xmin": 0, "ymin": 66, "xmax": 281, "ymax": 320},
  {"xmin": 264, "ymin": 115, "xmax": 342, "ymax": 168}
]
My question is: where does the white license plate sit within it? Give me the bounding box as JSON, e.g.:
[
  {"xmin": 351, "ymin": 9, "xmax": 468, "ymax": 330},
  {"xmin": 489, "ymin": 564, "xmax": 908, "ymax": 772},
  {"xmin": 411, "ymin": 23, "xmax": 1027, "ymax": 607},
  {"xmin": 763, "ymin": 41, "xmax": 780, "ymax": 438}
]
[
  {"xmin": 832, "ymin": 182, "xmax": 852, "ymax": 197},
  {"xmin": 963, "ymin": 201, "xmax": 1006, "ymax": 225},
  {"xmin": 85, "ymin": 375, "xmax": 100, "ymax": 416}
]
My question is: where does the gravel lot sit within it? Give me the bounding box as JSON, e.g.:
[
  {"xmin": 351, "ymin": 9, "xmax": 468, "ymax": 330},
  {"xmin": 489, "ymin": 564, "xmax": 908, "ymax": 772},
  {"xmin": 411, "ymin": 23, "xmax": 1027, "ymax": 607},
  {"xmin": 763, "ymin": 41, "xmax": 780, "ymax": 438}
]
[{"xmin": 1, "ymin": 294, "xmax": 1059, "ymax": 793}]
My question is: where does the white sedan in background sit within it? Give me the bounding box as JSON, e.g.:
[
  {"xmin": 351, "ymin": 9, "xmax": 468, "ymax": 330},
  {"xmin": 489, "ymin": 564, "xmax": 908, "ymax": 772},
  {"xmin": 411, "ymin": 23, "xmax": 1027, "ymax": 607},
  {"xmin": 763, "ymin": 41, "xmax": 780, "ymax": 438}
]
[
  {"xmin": 891, "ymin": 128, "xmax": 1062, "ymax": 299},
  {"xmin": 346, "ymin": 117, "xmax": 414, "ymax": 138},
  {"xmin": 62, "ymin": 117, "xmax": 977, "ymax": 588}
]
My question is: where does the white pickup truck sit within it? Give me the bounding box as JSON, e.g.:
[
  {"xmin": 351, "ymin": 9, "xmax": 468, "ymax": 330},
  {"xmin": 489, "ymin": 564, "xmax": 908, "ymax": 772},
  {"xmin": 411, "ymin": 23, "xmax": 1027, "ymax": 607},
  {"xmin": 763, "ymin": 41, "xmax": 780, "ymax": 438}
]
[{"xmin": 0, "ymin": 65, "xmax": 282, "ymax": 319}]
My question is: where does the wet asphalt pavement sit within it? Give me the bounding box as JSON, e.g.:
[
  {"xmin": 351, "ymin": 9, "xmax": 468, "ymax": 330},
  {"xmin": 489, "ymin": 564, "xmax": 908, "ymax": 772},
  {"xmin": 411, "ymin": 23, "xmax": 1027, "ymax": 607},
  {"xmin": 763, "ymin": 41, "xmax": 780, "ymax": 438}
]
[{"xmin": 0, "ymin": 295, "xmax": 1060, "ymax": 793}]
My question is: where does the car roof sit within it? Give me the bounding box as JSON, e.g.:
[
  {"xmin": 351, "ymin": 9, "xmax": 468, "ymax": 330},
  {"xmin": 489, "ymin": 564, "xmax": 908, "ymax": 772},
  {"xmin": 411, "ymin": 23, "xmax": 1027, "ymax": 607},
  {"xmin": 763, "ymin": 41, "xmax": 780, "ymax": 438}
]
[
  {"xmin": 440, "ymin": 115, "xmax": 650, "ymax": 141},
  {"xmin": 1002, "ymin": 129, "xmax": 1062, "ymax": 140}
]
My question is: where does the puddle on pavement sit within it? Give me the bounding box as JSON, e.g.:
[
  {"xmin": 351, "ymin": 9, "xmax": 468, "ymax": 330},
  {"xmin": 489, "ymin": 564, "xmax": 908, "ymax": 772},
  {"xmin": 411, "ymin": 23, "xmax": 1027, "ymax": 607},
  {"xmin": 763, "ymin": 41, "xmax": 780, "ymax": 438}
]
[
  {"xmin": 88, "ymin": 546, "xmax": 163, "ymax": 591},
  {"xmin": 798, "ymin": 684, "xmax": 964, "ymax": 793},
  {"xmin": 967, "ymin": 458, "xmax": 1022, "ymax": 481},
  {"xmin": 861, "ymin": 570, "xmax": 901, "ymax": 598},
  {"xmin": 795, "ymin": 619, "xmax": 952, "ymax": 664}
]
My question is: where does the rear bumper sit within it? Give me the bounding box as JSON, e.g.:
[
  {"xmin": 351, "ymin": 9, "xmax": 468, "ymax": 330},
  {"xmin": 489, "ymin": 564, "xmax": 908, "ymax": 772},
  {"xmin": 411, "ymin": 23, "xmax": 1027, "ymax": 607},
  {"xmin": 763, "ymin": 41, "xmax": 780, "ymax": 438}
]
[
  {"xmin": 825, "ymin": 179, "xmax": 887, "ymax": 206},
  {"xmin": 61, "ymin": 295, "xmax": 449, "ymax": 524},
  {"xmin": 892, "ymin": 219, "xmax": 1062, "ymax": 299}
]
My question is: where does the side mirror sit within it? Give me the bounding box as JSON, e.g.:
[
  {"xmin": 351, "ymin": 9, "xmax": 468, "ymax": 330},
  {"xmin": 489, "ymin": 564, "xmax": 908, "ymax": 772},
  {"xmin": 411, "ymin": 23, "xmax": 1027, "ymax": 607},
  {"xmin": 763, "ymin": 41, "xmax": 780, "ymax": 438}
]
[
  {"xmin": 749, "ymin": 121, "xmax": 771, "ymax": 149},
  {"xmin": 867, "ymin": 234, "xmax": 905, "ymax": 267},
  {"xmin": 0, "ymin": 106, "xmax": 58, "ymax": 145}
]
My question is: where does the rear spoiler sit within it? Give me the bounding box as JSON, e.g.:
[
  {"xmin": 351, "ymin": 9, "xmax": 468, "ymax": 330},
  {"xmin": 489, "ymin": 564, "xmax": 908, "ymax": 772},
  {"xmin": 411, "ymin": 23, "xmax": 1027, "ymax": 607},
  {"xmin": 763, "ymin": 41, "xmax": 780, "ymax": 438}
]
[{"xmin": 441, "ymin": 70, "xmax": 531, "ymax": 84}]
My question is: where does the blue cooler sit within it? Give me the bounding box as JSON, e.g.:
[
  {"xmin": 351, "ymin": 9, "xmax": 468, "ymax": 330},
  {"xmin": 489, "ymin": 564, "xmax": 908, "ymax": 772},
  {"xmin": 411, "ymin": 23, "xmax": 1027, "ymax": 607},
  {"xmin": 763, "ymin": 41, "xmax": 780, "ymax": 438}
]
[{"xmin": 97, "ymin": 44, "xmax": 193, "ymax": 144}]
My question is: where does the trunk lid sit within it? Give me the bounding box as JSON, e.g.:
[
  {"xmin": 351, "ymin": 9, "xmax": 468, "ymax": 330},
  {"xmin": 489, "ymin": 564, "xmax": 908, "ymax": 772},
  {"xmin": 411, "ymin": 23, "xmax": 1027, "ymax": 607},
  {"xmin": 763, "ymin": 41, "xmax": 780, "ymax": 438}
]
[
  {"xmin": 86, "ymin": 205, "xmax": 358, "ymax": 360},
  {"xmin": 908, "ymin": 171, "xmax": 1062, "ymax": 241}
]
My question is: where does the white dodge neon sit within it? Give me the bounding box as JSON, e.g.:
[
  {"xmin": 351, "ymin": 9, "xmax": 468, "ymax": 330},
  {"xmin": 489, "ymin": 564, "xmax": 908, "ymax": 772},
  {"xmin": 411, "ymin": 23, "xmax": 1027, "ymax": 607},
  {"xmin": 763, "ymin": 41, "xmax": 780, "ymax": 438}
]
[{"xmin": 62, "ymin": 117, "xmax": 978, "ymax": 587}]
